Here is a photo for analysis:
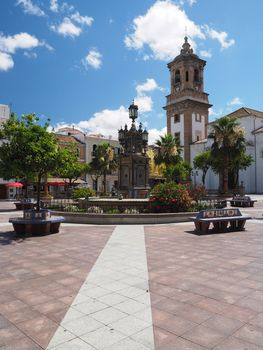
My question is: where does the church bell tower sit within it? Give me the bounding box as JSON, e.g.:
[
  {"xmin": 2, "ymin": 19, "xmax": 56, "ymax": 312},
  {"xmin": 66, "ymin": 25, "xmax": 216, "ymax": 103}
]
[{"xmin": 164, "ymin": 37, "xmax": 212, "ymax": 162}]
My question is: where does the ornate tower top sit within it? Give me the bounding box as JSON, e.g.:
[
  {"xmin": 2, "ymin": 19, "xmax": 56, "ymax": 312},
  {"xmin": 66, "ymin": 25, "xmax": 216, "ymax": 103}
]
[{"xmin": 180, "ymin": 36, "xmax": 193, "ymax": 55}]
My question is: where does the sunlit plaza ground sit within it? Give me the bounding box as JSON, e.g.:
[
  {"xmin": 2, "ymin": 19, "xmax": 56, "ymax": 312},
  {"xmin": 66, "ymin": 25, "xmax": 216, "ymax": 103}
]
[{"xmin": 1, "ymin": 197, "xmax": 263, "ymax": 349}]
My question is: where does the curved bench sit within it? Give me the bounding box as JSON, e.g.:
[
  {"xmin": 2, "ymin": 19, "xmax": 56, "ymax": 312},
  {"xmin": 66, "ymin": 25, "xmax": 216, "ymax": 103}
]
[{"xmin": 9, "ymin": 216, "xmax": 65, "ymax": 236}]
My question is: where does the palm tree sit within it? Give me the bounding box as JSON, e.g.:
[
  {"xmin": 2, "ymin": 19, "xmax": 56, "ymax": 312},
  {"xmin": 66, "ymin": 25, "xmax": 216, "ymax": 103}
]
[
  {"xmin": 154, "ymin": 134, "xmax": 181, "ymax": 166},
  {"xmin": 88, "ymin": 143, "xmax": 118, "ymax": 195},
  {"xmin": 209, "ymin": 116, "xmax": 249, "ymax": 193}
]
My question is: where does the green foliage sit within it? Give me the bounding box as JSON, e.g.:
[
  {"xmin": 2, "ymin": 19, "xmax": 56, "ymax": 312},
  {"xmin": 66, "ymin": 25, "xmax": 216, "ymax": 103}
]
[
  {"xmin": 164, "ymin": 161, "xmax": 191, "ymax": 182},
  {"xmin": 154, "ymin": 133, "xmax": 181, "ymax": 166},
  {"xmin": 208, "ymin": 116, "xmax": 252, "ymax": 192},
  {"xmin": 55, "ymin": 143, "xmax": 89, "ymax": 185},
  {"xmin": 154, "ymin": 134, "xmax": 191, "ymax": 183},
  {"xmin": 88, "ymin": 143, "xmax": 118, "ymax": 194},
  {"xmin": 0, "ymin": 113, "xmax": 59, "ymax": 210},
  {"xmin": 71, "ymin": 187, "xmax": 95, "ymax": 199},
  {"xmin": 150, "ymin": 182, "xmax": 192, "ymax": 212},
  {"xmin": 193, "ymin": 150, "xmax": 212, "ymax": 185}
]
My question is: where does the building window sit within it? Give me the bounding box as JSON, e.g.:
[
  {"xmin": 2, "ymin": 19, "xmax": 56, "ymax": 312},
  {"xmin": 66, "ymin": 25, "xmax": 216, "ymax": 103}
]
[
  {"xmin": 261, "ymin": 150, "xmax": 263, "ymax": 158},
  {"xmin": 195, "ymin": 132, "xmax": 202, "ymax": 141},
  {"xmin": 194, "ymin": 69, "xmax": 199, "ymax": 82},
  {"xmin": 185, "ymin": 71, "xmax": 189, "ymax": 82},
  {"xmin": 195, "ymin": 114, "xmax": 201, "ymax": 122},
  {"xmin": 174, "ymin": 70, "xmax": 180, "ymax": 83},
  {"xmin": 174, "ymin": 114, "xmax": 180, "ymax": 123},
  {"xmin": 174, "ymin": 132, "xmax": 180, "ymax": 145}
]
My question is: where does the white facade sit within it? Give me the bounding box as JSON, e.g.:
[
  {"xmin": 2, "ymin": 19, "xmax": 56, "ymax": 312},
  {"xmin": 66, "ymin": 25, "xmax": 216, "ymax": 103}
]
[
  {"xmin": 85, "ymin": 134, "xmax": 120, "ymax": 193},
  {"xmin": 192, "ymin": 113, "xmax": 205, "ymax": 142},
  {"xmin": 0, "ymin": 104, "xmax": 10, "ymax": 124},
  {"xmin": 190, "ymin": 108, "xmax": 263, "ymax": 193}
]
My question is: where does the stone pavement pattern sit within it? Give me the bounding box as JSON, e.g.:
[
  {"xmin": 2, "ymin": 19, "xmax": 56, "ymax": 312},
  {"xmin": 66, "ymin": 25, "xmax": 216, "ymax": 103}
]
[{"xmin": 1, "ymin": 199, "xmax": 263, "ymax": 349}]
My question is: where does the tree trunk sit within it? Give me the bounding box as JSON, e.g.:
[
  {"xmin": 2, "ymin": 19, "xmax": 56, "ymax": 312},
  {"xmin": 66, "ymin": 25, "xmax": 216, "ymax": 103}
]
[
  {"xmin": 103, "ymin": 172, "xmax": 107, "ymax": 195},
  {"xmin": 36, "ymin": 174, "xmax": 42, "ymax": 211},
  {"xmin": 222, "ymin": 157, "xmax": 229, "ymax": 193},
  {"xmin": 44, "ymin": 174, "xmax": 49, "ymax": 196}
]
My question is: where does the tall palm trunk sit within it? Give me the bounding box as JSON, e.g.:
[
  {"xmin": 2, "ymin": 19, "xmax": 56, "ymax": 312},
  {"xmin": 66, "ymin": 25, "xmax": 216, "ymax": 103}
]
[
  {"xmin": 103, "ymin": 171, "xmax": 107, "ymax": 194},
  {"xmin": 222, "ymin": 156, "xmax": 229, "ymax": 193}
]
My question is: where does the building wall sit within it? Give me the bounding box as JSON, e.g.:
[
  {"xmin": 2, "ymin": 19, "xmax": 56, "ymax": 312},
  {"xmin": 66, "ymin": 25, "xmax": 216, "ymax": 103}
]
[
  {"xmin": 85, "ymin": 135, "xmax": 120, "ymax": 193},
  {"xmin": 192, "ymin": 113, "xmax": 205, "ymax": 142},
  {"xmin": 0, "ymin": 104, "xmax": 10, "ymax": 124}
]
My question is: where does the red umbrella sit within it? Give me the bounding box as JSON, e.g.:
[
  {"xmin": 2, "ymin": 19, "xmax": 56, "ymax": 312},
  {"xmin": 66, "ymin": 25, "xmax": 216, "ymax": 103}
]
[{"xmin": 5, "ymin": 182, "xmax": 24, "ymax": 188}]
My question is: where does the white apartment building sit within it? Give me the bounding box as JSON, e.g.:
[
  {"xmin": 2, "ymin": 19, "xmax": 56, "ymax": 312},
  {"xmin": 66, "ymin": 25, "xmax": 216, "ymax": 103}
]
[{"xmin": 0, "ymin": 104, "xmax": 10, "ymax": 124}]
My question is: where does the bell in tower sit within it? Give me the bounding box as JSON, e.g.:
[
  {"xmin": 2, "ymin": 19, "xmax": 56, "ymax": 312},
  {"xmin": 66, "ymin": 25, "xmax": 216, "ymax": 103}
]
[{"xmin": 164, "ymin": 37, "xmax": 212, "ymax": 163}]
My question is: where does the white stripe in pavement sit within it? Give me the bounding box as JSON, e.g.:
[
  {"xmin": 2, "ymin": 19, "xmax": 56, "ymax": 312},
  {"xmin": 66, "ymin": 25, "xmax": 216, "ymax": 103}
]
[{"xmin": 46, "ymin": 225, "xmax": 154, "ymax": 350}]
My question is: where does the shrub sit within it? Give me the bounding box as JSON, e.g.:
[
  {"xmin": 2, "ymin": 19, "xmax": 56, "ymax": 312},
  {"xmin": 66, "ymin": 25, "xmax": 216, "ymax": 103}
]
[
  {"xmin": 150, "ymin": 182, "xmax": 192, "ymax": 213},
  {"xmin": 72, "ymin": 187, "xmax": 95, "ymax": 200},
  {"xmin": 124, "ymin": 208, "xmax": 140, "ymax": 214},
  {"xmin": 87, "ymin": 206, "xmax": 103, "ymax": 213},
  {"xmin": 64, "ymin": 204, "xmax": 80, "ymax": 212},
  {"xmin": 190, "ymin": 184, "xmax": 206, "ymax": 202}
]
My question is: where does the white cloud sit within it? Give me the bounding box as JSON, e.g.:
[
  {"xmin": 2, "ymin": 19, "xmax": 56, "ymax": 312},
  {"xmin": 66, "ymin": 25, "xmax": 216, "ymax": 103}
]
[
  {"xmin": 71, "ymin": 11, "xmax": 93, "ymax": 27},
  {"xmin": 16, "ymin": 0, "xmax": 45, "ymax": 16},
  {"xmin": 24, "ymin": 51, "xmax": 37, "ymax": 59},
  {"xmin": 125, "ymin": 1, "xmax": 235, "ymax": 60},
  {"xmin": 0, "ymin": 32, "xmax": 51, "ymax": 72},
  {"xmin": 124, "ymin": 0, "xmax": 204, "ymax": 60},
  {"xmin": 134, "ymin": 95, "xmax": 153, "ymax": 113},
  {"xmin": 50, "ymin": 0, "xmax": 59, "ymax": 12},
  {"xmin": 83, "ymin": 49, "xmax": 102, "ymax": 70},
  {"xmin": 136, "ymin": 78, "xmax": 159, "ymax": 95},
  {"xmin": 228, "ymin": 97, "xmax": 243, "ymax": 106},
  {"xmin": 180, "ymin": 0, "xmax": 196, "ymax": 5},
  {"xmin": 51, "ymin": 17, "xmax": 82, "ymax": 37},
  {"xmin": 0, "ymin": 32, "xmax": 41, "ymax": 54},
  {"xmin": 148, "ymin": 127, "xmax": 167, "ymax": 145},
  {"xmin": 205, "ymin": 26, "xmax": 235, "ymax": 50},
  {"xmin": 199, "ymin": 49, "xmax": 212, "ymax": 58},
  {"xmin": 0, "ymin": 52, "xmax": 14, "ymax": 71},
  {"xmin": 60, "ymin": 2, "xmax": 74, "ymax": 12},
  {"xmin": 209, "ymin": 107, "xmax": 224, "ymax": 118},
  {"xmin": 54, "ymin": 106, "xmax": 166, "ymax": 146}
]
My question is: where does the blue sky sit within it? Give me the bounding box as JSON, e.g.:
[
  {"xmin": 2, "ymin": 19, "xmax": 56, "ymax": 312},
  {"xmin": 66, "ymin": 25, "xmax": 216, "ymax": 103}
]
[{"xmin": 0, "ymin": 0, "xmax": 263, "ymax": 143}]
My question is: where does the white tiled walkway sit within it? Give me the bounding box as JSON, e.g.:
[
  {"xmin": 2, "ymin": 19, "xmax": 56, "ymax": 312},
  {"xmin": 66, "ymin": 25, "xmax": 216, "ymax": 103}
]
[{"xmin": 46, "ymin": 225, "xmax": 154, "ymax": 350}]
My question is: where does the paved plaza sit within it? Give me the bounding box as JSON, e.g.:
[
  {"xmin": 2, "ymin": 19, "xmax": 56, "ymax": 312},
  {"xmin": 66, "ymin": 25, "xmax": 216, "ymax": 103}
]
[{"xmin": 0, "ymin": 198, "xmax": 263, "ymax": 349}]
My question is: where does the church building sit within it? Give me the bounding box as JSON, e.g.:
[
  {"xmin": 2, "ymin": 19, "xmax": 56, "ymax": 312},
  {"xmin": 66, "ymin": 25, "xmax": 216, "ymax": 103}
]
[{"xmin": 165, "ymin": 37, "xmax": 263, "ymax": 193}]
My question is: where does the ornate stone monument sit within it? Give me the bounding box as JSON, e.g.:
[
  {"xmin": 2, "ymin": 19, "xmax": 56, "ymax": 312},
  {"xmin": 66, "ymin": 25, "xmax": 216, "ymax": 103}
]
[{"xmin": 118, "ymin": 102, "xmax": 150, "ymax": 198}]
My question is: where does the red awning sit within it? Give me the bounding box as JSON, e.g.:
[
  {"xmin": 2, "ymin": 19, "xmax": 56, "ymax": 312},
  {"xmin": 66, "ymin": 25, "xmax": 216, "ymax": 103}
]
[{"xmin": 5, "ymin": 182, "xmax": 24, "ymax": 188}]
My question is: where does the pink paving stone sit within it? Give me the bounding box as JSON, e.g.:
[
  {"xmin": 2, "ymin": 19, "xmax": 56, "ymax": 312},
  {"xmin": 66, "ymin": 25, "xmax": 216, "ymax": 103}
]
[
  {"xmin": 214, "ymin": 336, "xmax": 263, "ymax": 350},
  {"xmin": 233, "ymin": 324, "xmax": 263, "ymax": 347},
  {"xmin": 0, "ymin": 223, "xmax": 114, "ymax": 348},
  {"xmin": 145, "ymin": 222, "xmax": 263, "ymax": 350}
]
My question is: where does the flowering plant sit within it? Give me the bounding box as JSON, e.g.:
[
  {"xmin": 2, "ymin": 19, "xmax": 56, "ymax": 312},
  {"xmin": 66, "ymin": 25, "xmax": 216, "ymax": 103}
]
[
  {"xmin": 149, "ymin": 182, "xmax": 192, "ymax": 213},
  {"xmin": 190, "ymin": 184, "xmax": 206, "ymax": 202}
]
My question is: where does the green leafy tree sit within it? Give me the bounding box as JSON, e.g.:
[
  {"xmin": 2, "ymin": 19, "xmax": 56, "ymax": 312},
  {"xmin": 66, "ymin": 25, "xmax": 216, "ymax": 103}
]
[
  {"xmin": 88, "ymin": 143, "xmax": 118, "ymax": 195},
  {"xmin": 193, "ymin": 149, "xmax": 212, "ymax": 185},
  {"xmin": 154, "ymin": 134, "xmax": 181, "ymax": 166},
  {"xmin": 55, "ymin": 143, "xmax": 89, "ymax": 187},
  {"xmin": 154, "ymin": 134, "xmax": 191, "ymax": 183},
  {"xmin": 164, "ymin": 161, "xmax": 191, "ymax": 183},
  {"xmin": 0, "ymin": 113, "xmax": 60, "ymax": 210},
  {"xmin": 209, "ymin": 116, "xmax": 252, "ymax": 193}
]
